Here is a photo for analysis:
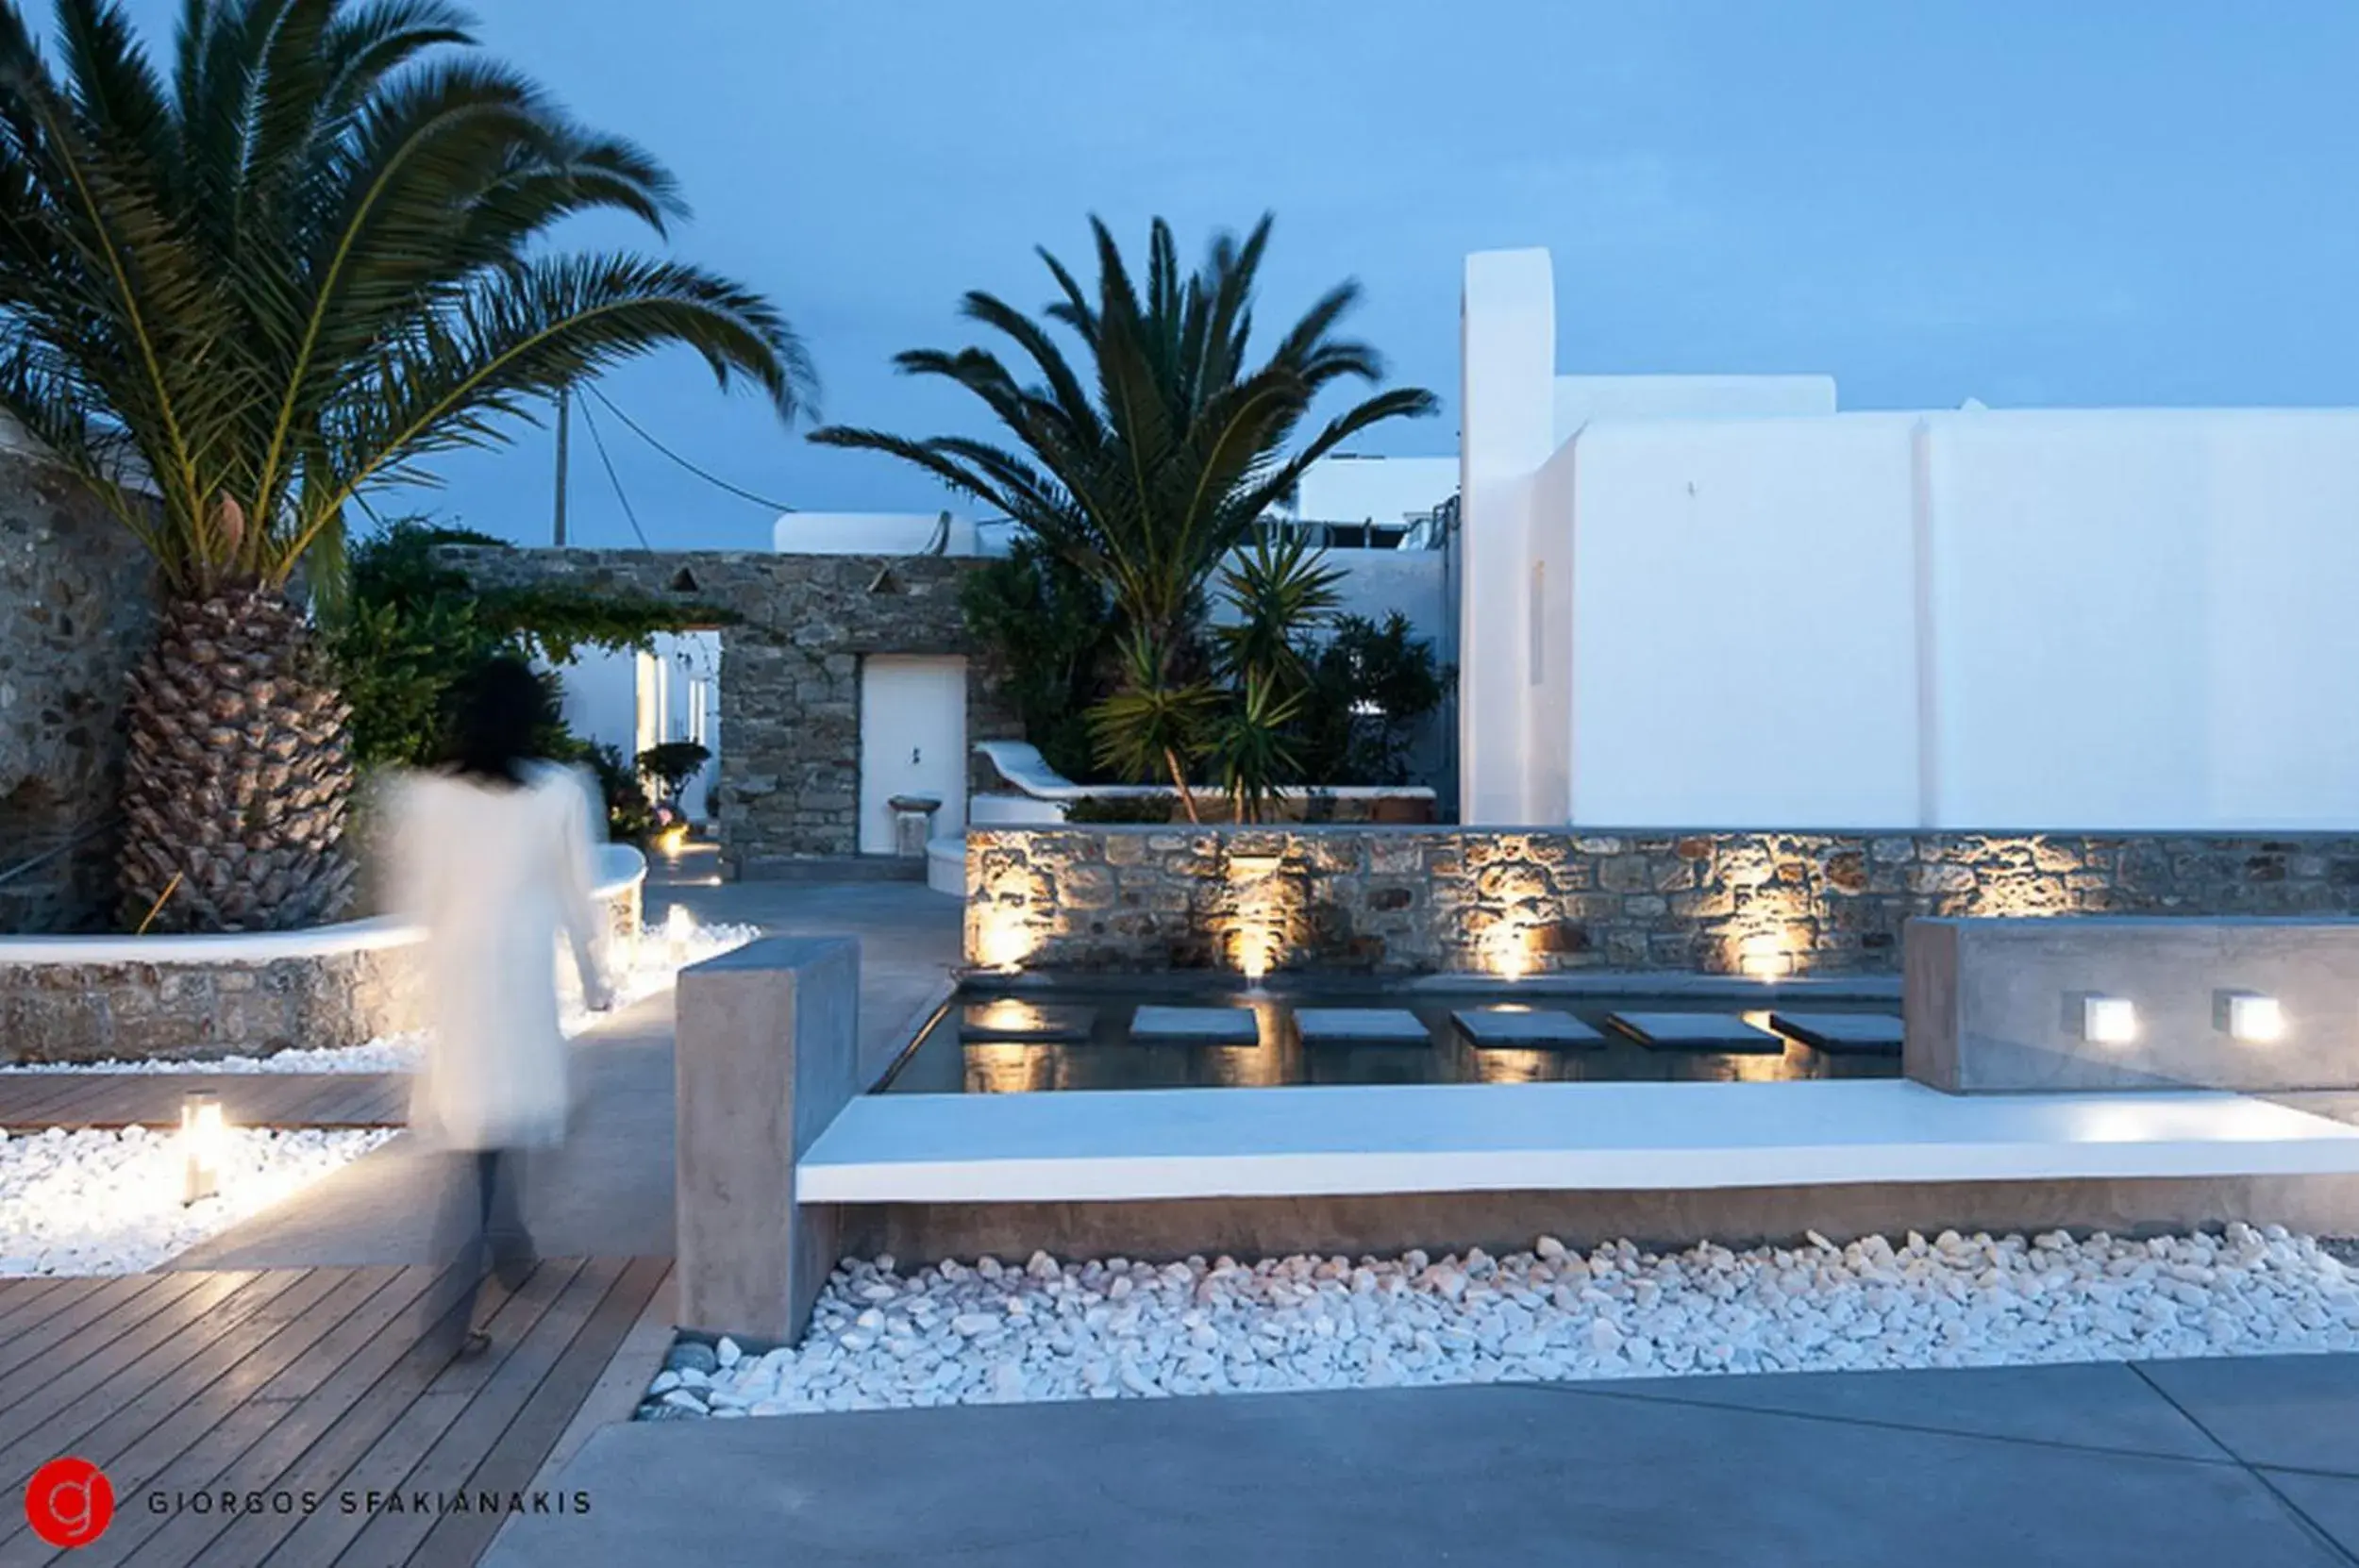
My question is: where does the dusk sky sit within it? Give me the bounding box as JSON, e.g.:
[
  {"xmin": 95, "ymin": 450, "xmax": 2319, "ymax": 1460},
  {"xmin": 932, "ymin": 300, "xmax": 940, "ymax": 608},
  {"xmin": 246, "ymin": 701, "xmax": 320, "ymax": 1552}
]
[{"xmin": 118, "ymin": 3, "xmax": 2359, "ymax": 548}]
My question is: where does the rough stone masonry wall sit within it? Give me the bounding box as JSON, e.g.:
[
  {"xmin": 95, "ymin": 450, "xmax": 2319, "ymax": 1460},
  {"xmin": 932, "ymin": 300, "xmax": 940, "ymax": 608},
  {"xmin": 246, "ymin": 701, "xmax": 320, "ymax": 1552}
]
[
  {"xmin": 0, "ymin": 447, "xmax": 158, "ymax": 932},
  {"xmin": 441, "ymin": 546, "xmax": 1019, "ymax": 875},
  {"xmin": 966, "ymin": 826, "xmax": 2359, "ymax": 975},
  {"xmin": 0, "ymin": 945, "xmax": 423, "ymax": 1065}
]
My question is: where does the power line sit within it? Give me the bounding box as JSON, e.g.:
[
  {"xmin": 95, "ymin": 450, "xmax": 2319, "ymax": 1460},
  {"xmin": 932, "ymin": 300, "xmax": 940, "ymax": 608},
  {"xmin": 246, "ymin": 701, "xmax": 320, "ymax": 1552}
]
[
  {"xmin": 587, "ymin": 385, "xmax": 797, "ymax": 513},
  {"xmin": 576, "ymin": 394, "xmax": 652, "ymax": 550}
]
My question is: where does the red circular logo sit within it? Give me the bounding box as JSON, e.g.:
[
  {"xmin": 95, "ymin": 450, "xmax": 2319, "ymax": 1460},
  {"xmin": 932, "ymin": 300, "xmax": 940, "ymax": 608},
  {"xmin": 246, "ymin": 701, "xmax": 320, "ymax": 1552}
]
[{"xmin": 25, "ymin": 1458, "xmax": 113, "ymax": 1549}]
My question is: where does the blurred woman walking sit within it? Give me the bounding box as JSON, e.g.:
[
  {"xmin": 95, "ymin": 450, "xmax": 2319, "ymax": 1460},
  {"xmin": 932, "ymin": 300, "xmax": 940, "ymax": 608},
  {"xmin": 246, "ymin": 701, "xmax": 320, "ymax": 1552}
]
[{"xmin": 388, "ymin": 658, "xmax": 614, "ymax": 1356}]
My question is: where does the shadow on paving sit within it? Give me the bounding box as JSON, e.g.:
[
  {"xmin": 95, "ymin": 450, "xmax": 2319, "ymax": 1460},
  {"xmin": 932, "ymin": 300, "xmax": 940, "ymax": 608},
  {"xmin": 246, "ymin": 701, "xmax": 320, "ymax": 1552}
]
[{"xmin": 485, "ymin": 1356, "xmax": 2359, "ymax": 1568}]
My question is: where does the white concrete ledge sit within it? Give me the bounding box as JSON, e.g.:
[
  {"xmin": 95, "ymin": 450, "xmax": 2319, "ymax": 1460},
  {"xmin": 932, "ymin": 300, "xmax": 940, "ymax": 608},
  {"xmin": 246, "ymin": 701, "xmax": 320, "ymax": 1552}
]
[
  {"xmin": 795, "ymin": 1079, "xmax": 2359, "ymax": 1204},
  {"xmin": 972, "ymin": 740, "xmax": 1435, "ymax": 805},
  {"xmin": 0, "ymin": 844, "xmax": 645, "ymax": 963}
]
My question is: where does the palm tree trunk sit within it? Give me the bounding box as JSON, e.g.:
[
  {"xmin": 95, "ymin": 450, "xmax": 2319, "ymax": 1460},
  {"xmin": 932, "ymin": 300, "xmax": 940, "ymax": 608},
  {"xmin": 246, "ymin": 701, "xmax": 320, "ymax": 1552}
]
[
  {"xmin": 1163, "ymin": 747, "xmax": 1202, "ymax": 825},
  {"xmin": 119, "ymin": 585, "xmax": 357, "ymax": 932}
]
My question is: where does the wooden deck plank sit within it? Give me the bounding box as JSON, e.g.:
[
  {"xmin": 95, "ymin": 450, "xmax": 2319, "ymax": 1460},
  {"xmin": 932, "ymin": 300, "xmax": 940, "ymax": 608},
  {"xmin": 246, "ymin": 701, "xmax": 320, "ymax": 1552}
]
[
  {"xmin": 0, "ymin": 1073, "xmax": 410, "ymax": 1131},
  {"xmin": 326, "ymin": 1259, "xmax": 630, "ymax": 1567},
  {"xmin": 0, "ymin": 1075, "xmax": 104, "ymax": 1123},
  {"xmin": 47, "ymin": 1267, "xmax": 355, "ymax": 1476},
  {"xmin": 57, "ymin": 1267, "xmax": 388, "ymax": 1501},
  {"xmin": 67, "ymin": 1264, "xmax": 459, "ymax": 1568},
  {"xmin": 0, "ymin": 1275, "xmax": 91, "ymax": 1339},
  {"xmin": 0, "ymin": 1074, "xmax": 133, "ymax": 1126},
  {"xmin": 0, "ymin": 1270, "xmax": 300, "ymax": 1485},
  {"xmin": 417, "ymin": 1256, "xmax": 670, "ymax": 1567},
  {"xmin": 0, "ymin": 1268, "xmax": 367, "ymax": 1560},
  {"xmin": 184, "ymin": 1264, "xmax": 578, "ymax": 1568},
  {"xmin": 0, "ymin": 1271, "xmax": 218, "ymax": 1387}
]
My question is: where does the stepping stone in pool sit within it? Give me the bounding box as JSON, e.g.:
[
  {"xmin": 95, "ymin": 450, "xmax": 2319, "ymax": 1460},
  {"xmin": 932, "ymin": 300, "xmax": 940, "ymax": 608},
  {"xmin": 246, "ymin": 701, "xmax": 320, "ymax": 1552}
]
[
  {"xmin": 1293, "ymin": 1008, "xmax": 1432, "ymax": 1048},
  {"xmin": 959, "ymin": 1001, "xmax": 1096, "ymax": 1044},
  {"xmin": 1605, "ymin": 1011, "xmax": 1784, "ymax": 1054},
  {"xmin": 1768, "ymin": 1011, "xmax": 1904, "ymax": 1056},
  {"xmin": 1449, "ymin": 1007, "xmax": 1604, "ymax": 1050},
  {"xmin": 1128, "ymin": 1005, "xmax": 1261, "ymax": 1045}
]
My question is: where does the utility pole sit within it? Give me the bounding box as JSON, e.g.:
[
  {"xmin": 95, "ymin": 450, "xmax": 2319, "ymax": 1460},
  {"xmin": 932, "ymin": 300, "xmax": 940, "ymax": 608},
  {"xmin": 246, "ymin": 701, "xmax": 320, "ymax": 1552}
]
[{"xmin": 552, "ymin": 387, "xmax": 571, "ymax": 545}]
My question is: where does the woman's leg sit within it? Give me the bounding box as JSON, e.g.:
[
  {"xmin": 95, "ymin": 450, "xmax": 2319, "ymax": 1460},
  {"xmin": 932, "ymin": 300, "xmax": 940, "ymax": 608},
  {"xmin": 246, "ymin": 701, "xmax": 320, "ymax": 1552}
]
[{"xmin": 484, "ymin": 1148, "xmax": 538, "ymax": 1287}]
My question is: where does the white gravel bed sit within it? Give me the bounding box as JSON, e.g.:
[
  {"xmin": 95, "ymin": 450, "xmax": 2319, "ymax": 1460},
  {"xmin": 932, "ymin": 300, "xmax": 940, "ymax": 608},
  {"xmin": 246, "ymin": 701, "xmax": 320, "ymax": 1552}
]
[
  {"xmin": 0, "ymin": 1125, "xmax": 397, "ymax": 1276},
  {"xmin": 640, "ymin": 1225, "xmax": 2359, "ymax": 1419},
  {"xmin": 0, "ymin": 919, "xmax": 761, "ymax": 1076}
]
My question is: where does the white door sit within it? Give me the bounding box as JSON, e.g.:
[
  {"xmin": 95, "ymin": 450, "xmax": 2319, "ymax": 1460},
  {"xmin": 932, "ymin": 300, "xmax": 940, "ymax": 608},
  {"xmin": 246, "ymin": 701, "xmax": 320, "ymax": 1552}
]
[{"xmin": 858, "ymin": 656, "xmax": 968, "ymax": 853}]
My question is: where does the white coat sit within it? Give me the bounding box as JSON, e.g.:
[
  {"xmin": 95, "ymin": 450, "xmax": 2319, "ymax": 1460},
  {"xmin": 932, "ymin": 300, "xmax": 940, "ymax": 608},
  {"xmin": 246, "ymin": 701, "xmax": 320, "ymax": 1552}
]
[{"xmin": 389, "ymin": 764, "xmax": 613, "ymax": 1150}]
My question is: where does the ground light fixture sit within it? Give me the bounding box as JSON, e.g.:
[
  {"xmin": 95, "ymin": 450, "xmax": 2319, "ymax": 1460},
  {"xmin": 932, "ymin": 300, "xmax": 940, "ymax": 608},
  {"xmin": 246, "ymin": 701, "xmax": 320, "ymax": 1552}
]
[
  {"xmin": 665, "ymin": 902, "xmax": 695, "ymax": 967},
  {"xmin": 2080, "ymin": 994, "xmax": 2138, "ymax": 1046},
  {"xmin": 180, "ymin": 1089, "xmax": 226, "ymax": 1206},
  {"xmin": 2218, "ymin": 991, "xmax": 2286, "ymax": 1044}
]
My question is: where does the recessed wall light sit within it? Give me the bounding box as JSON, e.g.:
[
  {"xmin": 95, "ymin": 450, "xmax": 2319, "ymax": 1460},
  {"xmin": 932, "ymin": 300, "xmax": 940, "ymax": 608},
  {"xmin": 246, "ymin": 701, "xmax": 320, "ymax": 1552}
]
[
  {"xmin": 2081, "ymin": 994, "xmax": 2137, "ymax": 1045},
  {"xmin": 2219, "ymin": 992, "xmax": 2285, "ymax": 1044}
]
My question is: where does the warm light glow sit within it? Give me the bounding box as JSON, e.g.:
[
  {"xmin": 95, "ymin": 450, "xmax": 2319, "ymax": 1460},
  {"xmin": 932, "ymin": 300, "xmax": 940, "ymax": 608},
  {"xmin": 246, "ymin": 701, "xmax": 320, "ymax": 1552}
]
[
  {"xmin": 1481, "ymin": 920, "xmax": 1538, "ymax": 980},
  {"xmin": 664, "ymin": 902, "xmax": 695, "ymax": 965},
  {"xmin": 180, "ymin": 1090, "xmax": 226, "ymax": 1206},
  {"xmin": 971, "ymin": 999, "xmax": 1049, "ymax": 1035},
  {"xmin": 2082, "ymin": 994, "xmax": 2137, "ymax": 1045},
  {"xmin": 1736, "ymin": 933, "xmax": 1792, "ymax": 980},
  {"xmin": 657, "ymin": 823, "xmax": 691, "ymax": 858},
  {"xmin": 974, "ymin": 909, "xmax": 1036, "ymax": 972},
  {"xmin": 2225, "ymin": 993, "xmax": 2285, "ymax": 1044},
  {"xmin": 1226, "ymin": 857, "xmax": 1290, "ymax": 981},
  {"xmin": 964, "ymin": 1042, "xmax": 1053, "ymax": 1094}
]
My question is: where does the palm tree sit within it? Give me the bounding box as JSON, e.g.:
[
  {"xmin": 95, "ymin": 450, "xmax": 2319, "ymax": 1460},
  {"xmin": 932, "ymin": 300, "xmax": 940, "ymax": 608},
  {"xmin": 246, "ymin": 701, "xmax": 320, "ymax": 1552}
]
[
  {"xmin": 811, "ymin": 214, "xmax": 1435, "ymax": 793},
  {"xmin": 0, "ymin": 0, "xmax": 812, "ymax": 930}
]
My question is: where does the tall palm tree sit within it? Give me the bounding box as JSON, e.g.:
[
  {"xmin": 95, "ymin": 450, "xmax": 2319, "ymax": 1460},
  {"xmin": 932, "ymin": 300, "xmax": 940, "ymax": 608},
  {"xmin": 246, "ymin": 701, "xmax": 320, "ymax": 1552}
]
[
  {"xmin": 811, "ymin": 213, "xmax": 1435, "ymax": 771},
  {"xmin": 0, "ymin": 0, "xmax": 812, "ymax": 930}
]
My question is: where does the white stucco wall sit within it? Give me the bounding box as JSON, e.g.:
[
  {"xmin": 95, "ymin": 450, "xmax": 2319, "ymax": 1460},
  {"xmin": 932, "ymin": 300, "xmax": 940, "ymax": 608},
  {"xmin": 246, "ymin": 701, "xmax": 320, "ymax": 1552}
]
[
  {"xmin": 552, "ymin": 631, "xmax": 721, "ymax": 822},
  {"xmin": 1550, "ymin": 415, "xmax": 1923, "ymax": 828},
  {"xmin": 1922, "ymin": 409, "xmax": 2359, "ymax": 830},
  {"xmin": 1464, "ymin": 245, "xmax": 2359, "ymax": 833}
]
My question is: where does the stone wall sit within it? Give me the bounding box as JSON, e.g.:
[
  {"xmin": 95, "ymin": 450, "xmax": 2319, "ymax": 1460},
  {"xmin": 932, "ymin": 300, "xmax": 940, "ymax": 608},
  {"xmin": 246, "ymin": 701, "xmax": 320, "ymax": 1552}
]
[
  {"xmin": 0, "ymin": 943, "xmax": 422, "ymax": 1065},
  {"xmin": 0, "ymin": 448, "xmax": 157, "ymax": 932},
  {"xmin": 0, "ymin": 863, "xmax": 643, "ymax": 1063},
  {"xmin": 442, "ymin": 546, "xmax": 1020, "ymax": 874},
  {"xmin": 966, "ymin": 826, "xmax": 2359, "ymax": 976}
]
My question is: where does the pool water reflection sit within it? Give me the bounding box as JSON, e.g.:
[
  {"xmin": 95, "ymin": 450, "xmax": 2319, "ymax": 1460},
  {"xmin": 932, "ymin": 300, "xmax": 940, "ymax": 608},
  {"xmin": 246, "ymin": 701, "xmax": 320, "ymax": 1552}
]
[{"xmin": 877, "ymin": 987, "xmax": 1901, "ymax": 1095}]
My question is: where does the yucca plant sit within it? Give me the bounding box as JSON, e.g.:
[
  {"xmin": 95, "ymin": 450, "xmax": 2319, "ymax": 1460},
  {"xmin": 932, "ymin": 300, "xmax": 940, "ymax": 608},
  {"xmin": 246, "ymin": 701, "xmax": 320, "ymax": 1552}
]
[
  {"xmin": 1213, "ymin": 529, "xmax": 1343, "ymax": 694},
  {"xmin": 1211, "ymin": 670, "xmax": 1306, "ymax": 826},
  {"xmin": 0, "ymin": 0, "xmax": 811, "ymax": 930},
  {"xmin": 1087, "ymin": 630, "xmax": 1217, "ymax": 822},
  {"xmin": 812, "ymin": 214, "xmax": 1433, "ymax": 793}
]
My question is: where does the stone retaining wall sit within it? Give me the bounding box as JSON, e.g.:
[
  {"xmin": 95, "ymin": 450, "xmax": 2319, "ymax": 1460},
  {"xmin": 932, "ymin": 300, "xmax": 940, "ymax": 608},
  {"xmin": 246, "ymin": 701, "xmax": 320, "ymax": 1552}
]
[
  {"xmin": 0, "ymin": 943, "xmax": 423, "ymax": 1065},
  {"xmin": 965, "ymin": 826, "xmax": 2359, "ymax": 976},
  {"xmin": 0, "ymin": 447, "xmax": 157, "ymax": 932},
  {"xmin": 0, "ymin": 862, "xmax": 644, "ymax": 1064}
]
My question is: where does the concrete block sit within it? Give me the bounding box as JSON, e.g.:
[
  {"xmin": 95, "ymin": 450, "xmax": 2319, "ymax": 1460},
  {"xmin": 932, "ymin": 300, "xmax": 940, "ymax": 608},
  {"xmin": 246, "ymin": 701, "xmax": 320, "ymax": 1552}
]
[
  {"xmin": 675, "ymin": 936, "xmax": 860, "ymax": 1343},
  {"xmin": 1905, "ymin": 916, "xmax": 2359, "ymax": 1093},
  {"xmin": 1606, "ymin": 1012, "xmax": 1784, "ymax": 1054},
  {"xmin": 1128, "ymin": 1006, "xmax": 1260, "ymax": 1045}
]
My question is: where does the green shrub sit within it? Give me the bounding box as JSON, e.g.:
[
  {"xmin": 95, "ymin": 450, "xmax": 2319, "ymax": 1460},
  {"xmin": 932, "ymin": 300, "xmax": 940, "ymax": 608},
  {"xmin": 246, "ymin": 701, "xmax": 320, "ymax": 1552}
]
[{"xmin": 1064, "ymin": 794, "xmax": 1180, "ymax": 824}]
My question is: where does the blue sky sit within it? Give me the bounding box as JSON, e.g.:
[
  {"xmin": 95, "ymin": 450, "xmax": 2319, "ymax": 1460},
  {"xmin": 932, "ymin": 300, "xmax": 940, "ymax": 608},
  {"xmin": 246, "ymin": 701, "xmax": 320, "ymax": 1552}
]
[{"xmin": 117, "ymin": 2, "xmax": 2359, "ymax": 547}]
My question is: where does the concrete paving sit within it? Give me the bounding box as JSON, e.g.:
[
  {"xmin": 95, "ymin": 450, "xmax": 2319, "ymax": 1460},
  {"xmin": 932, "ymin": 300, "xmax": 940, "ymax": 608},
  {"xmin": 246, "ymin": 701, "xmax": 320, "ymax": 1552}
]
[
  {"xmin": 174, "ymin": 874, "xmax": 962, "ymax": 1271},
  {"xmin": 484, "ymin": 1355, "xmax": 2359, "ymax": 1566}
]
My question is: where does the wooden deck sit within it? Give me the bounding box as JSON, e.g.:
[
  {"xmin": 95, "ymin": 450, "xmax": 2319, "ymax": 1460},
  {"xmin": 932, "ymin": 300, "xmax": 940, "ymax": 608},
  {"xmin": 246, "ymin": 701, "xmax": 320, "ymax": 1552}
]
[
  {"xmin": 0, "ymin": 1258, "xmax": 669, "ymax": 1566},
  {"xmin": 0, "ymin": 1074, "xmax": 409, "ymax": 1131}
]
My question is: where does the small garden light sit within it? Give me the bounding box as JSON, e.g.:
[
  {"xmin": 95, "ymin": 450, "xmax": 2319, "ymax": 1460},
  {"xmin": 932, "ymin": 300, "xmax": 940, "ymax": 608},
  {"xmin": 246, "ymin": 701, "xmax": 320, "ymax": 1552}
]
[
  {"xmin": 180, "ymin": 1089, "xmax": 226, "ymax": 1206},
  {"xmin": 665, "ymin": 902, "xmax": 695, "ymax": 966}
]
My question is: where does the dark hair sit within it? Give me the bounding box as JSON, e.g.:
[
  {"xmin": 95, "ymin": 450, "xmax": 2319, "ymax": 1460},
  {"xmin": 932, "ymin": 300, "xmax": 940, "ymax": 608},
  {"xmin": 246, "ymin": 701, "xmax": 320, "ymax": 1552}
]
[{"xmin": 450, "ymin": 658, "xmax": 548, "ymax": 786}]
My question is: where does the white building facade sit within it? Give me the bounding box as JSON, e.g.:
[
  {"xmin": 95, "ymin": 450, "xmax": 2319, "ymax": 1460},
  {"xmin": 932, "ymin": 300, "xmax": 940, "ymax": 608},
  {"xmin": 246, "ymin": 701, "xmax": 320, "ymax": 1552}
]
[{"xmin": 1461, "ymin": 246, "xmax": 2359, "ymax": 833}]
